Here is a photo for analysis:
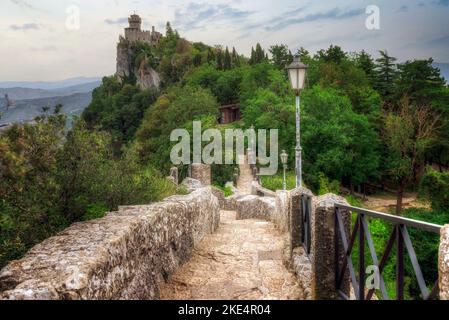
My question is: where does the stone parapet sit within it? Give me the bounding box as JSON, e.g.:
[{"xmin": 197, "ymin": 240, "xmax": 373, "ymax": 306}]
[{"xmin": 0, "ymin": 188, "xmax": 220, "ymax": 300}]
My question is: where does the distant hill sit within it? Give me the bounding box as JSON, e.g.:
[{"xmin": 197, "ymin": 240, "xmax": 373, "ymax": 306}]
[
  {"xmin": 433, "ymin": 63, "xmax": 449, "ymax": 84},
  {"xmin": 0, "ymin": 92, "xmax": 93, "ymax": 126},
  {"xmin": 0, "ymin": 81, "xmax": 101, "ymax": 100},
  {"xmin": 0, "ymin": 77, "xmax": 102, "ymax": 90},
  {"xmin": 0, "ymin": 77, "xmax": 101, "ymax": 127}
]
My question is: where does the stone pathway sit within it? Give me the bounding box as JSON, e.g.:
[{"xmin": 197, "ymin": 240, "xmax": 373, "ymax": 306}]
[
  {"xmin": 160, "ymin": 210, "xmax": 300, "ymax": 300},
  {"xmin": 236, "ymin": 156, "xmax": 253, "ymax": 194}
]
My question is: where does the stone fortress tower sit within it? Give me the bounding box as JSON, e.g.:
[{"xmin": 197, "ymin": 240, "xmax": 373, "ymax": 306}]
[
  {"xmin": 123, "ymin": 14, "xmax": 162, "ymax": 45},
  {"xmin": 116, "ymin": 14, "xmax": 162, "ymax": 90}
]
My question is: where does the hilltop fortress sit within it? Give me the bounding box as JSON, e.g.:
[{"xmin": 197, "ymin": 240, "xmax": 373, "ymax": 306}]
[
  {"xmin": 121, "ymin": 14, "xmax": 162, "ymax": 45},
  {"xmin": 116, "ymin": 14, "xmax": 162, "ymax": 90}
]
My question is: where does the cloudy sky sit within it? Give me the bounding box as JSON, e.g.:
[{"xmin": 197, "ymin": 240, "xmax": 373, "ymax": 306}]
[{"xmin": 1, "ymin": 0, "xmax": 448, "ymax": 81}]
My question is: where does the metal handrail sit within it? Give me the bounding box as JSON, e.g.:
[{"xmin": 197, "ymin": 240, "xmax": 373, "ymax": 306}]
[
  {"xmin": 334, "ymin": 204, "xmax": 442, "ymax": 300},
  {"xmin": 335, "ymin": 204, "xmax": 442, "ymax": 233}
]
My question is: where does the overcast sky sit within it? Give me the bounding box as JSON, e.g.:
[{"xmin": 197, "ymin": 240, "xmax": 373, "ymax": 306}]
[{"xmin": 1, "ymin": 0, "xmax": 448, "ymax": 81}]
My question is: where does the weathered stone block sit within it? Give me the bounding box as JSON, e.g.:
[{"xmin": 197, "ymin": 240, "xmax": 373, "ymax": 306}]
[
  {"xmin": 181, "ymin": 177, "xmax": 202, "ymax": 192},
  {"xmin": 439, "ymin": 224, "xmax": 449, "ymax": 300},
  {"xmin": 292, "ymin": 247, "xmax": 312, "ymax": 300},
  {"xmin": 235, "ymin": 195, "xmax": 276, "ymax": 220},
  {"xmin": 188, "ymin": 164, "xmax": 211, "ymax": 186}
]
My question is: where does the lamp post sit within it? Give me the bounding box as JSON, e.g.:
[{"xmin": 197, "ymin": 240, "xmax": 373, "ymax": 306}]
[
  {"xmin": 280, "ymin": 150, "xmax": 288, "ymax": 191},
  {"xmin": 287, "ymin": 57, "xmax": 308, "ymax": 188}
]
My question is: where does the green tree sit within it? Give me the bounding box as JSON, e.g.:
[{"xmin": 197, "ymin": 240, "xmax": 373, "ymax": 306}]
[
  {"xmin": 420, "ymin": 168, "xmax": 449, "ymax": 211},
  {"xmin": 254, "ymin": 43, "xmax": 266, "ymax": 64},
  {"xmin": 136, "ymin": 85, "xmax": 219, "ymax": 169},
  {"xmin": 232, "ymin": 47, "xmax": 240, "ymax": 67},
  {"xmin": 396, "ymin": 59, "xmax": 447, "ymax": 106},
  {"xmin": 316, "ymin": 45, "xmax": 347, "ymax": 64},
  {"xmin": 301, "ymin": 86, "xmax": 380, "ymax": 191},
  {"xmin": 165, "ymin": 21, "xmax": 174, "ymax": 38},
  {"xmin": 223, "ymin": 47, "xmax": 232, "ymax": 70},
  {"xmin": 383, "ymin": 97, "xmax": 441, "ymax": 214},
  {"xmin": 216, "ymin": 49, "xmax": 223, "ymax": 70},
  {"xmin": 375, "ymin": 50, "xmax": 397, "ymax": 104},
  {"xmin": 355, "ymin": 50, "xmax": 376, "ymax": 85},
  {"xmin": 269, "ymin": 44, "xmax": 293, "ymax": 70},
  {"xmin": 207, "ymin": 48, "xmax": 215, "ymax": 64}
]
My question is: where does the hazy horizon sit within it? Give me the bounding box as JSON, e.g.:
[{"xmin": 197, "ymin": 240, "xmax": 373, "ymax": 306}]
[{"xmin": 1, "ymin": 0, "xmax": 449, "ymax": 81}]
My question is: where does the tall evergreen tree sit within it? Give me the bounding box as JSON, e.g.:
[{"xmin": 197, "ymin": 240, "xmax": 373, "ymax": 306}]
[
  {"xmin": 396, "ymin": 59, "xmax": 446, "ymax": 105},
  {"xmin": 255, "ymin": 43, "xmax": 265, "ymax": 64},
  {"xmin": 231, "ymin": 47, "xmax": 240, "ymax": 67},
  {"xmin": 165, "ymin": 21, "xmax": 174, "ymax": 38},
  {"xmin": 216, "ymin": 49, "xmax": 223, "ymax": 70},
  {"xmin": 207, "ymin": 48, "xmax": 215, "ymax": 64},
  {"xmin": 375, "ymin": 50, "xmax": 397, "ymax": 104},
  {"xmin": 249, "ymin": 47, "xmax": 255, "ymax": 65},
  {"xmin": 224, "ymin": 47, "xmax": 232, "ymax": 70},
  {"xmin": 356, "ymin": 50, "xmax": 376, "ymax": 85}
]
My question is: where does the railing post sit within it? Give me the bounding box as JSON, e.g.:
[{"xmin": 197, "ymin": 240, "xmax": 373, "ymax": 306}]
[
  {"xmin": 396, "ymin": 224, "xmax": 405, "ymax": 300},
  {"xmin": 312, "ymin": 194, "xmax": 351, "ymax": 300},
  {"xmin": 188, "ymin": 163, "xmax": 211, "ymax": 186},
  {"xmin": 289, "ymin": 187, "xmax": 313, "ymax": 256},
  {"xmin": 439, "ymin": 224, "xmax": 449, "ymax": 299},
  {"xmin": 359, "ymin": 214, "xmax": 365, "ymax": 300}
]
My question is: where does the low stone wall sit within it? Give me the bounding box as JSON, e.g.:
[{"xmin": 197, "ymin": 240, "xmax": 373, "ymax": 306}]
[
  {"xmin": 0, "ymin": 187, "xmax": 220, "ymax": 300},
  {"xmin": 235, "ymin": 195, "xmax": 276, "ymax": 220},
  {"xmin": 251, "ymin": 181, "xmax": 277, "ymax": 198}
]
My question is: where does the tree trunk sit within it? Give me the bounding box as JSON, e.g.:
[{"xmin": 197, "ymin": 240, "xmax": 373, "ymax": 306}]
[{"xmin": 396, "ymin": 183, "xmax": 405, "ymax": 216}]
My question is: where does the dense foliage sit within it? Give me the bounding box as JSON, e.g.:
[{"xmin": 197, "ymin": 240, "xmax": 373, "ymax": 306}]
[{"xmin": 0, "ymin": 112, "xmax": 179, "ymax": 267}]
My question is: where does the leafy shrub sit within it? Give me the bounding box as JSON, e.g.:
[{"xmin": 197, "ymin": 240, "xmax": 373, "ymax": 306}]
[
  {"xmin": 420, "ymin": 167, "xmax": 449, "ymax": 211},
  {"xmin": 317, "ymin": 172, "xmax": 340, "ymax": 195}
]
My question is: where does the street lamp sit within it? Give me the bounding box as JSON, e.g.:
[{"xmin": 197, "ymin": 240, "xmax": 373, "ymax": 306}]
[
  {"xmin": 287, "ymin": 57, "xmax": 308, "ymax": 188},
  {"xmin": 280, "ymin": 150, "xmax": 288, "ymax": 191}
]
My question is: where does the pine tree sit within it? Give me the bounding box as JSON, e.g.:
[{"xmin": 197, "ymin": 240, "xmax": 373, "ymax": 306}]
[
  {"xmin": 165, "ymin": 21, "xmax": 174, "ymax": 38},
  {"xmin": 375, "ymin": 50, "xmax": 397, "ymax": 103},
  {"xmin": 216, "ymin": 49, "xmax": 223, "ymax": 70},
  {"xmin": 224, "ymin": 47, "xmax": 232, "ymax": 70},
  {"xmin": 249, "ymin": 47, "xmax": 255, "ymax": 65},
  {"xmin": 232, "ymin": 47, "xmax": 240, "ymax": 67},
  {"xmin": 356, "ymin": 50, "xmax": 376, "ymax": 85},
  {"xmin": 296, "ymin": 47, "xmax": 310, "ymax": 63},
  {"xmin": 255, "ymin": 43, "xmax": 265, "ymax": 64},
  {"xmin": 207, "ymin": 48, "xmax": 215, "ymax": 64}
]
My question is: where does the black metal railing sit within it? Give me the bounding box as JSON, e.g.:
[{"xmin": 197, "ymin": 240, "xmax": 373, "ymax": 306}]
[
  {"xmin": 334, "ymin": 204, "xmax": 442, "ymax": 300},
  {"xmin": 301, "ymin": 194, "xmax": 312, "ymax": 255}
]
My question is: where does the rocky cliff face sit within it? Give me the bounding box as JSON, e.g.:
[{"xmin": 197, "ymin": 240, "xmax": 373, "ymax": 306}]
[{"xmin": 116, "ymin": 41, "xmax": 160, "ymax": 91}]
